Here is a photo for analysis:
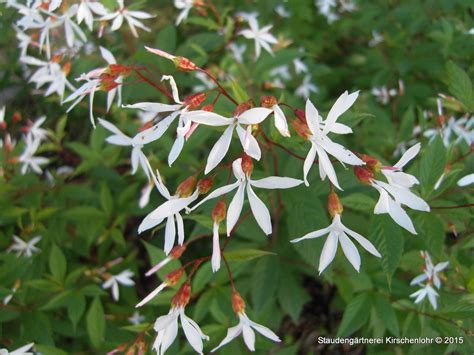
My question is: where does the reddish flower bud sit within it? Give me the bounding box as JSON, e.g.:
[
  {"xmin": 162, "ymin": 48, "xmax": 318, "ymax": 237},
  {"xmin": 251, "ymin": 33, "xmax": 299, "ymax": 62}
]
[
  {"xmin": 12, "ymin": 112, "xmax": 22, "ymax": 123},
  {"xmin": 212, "ymin": 200, "xmax": 226, "ymax": 223},
  {"xmin": 233, "ymin": 100, "xmax": 254, "ymax": 117},
  {"xmin": 197, "ymin": 176, "xmax": 214, "ymax": 194},
  {"xmin": 437, "ymin": 115, "xmax": 445, "ymax": 127},
  {"xmin": 176, "ymin": 175, "xmax": 197, "ymax": 197},
  {"xmin": 51, "ymin": 54, "xmax": 63, "ymax": 63},
  {"xmin": 231, "ymin": 291, "xmax": 246, "ymax": 315},
  {"xmin": 165, "ymin": 268, "xmax": 184, "ymax": 286},
  {"xmin": 294, "ymin": 109, "xmax": 306, "ymax": 123},
  {"xmin": 108, "ymin": 64, "xmax": 132, "ymax": 77},
  {"xmin": 176, "ymin": 57, "xmax": 198, "ymax": 72},
  {"xmin": 20, "ymin": 125, "xmax": 29, "ymax": 134},
  {"xmin": 260, "ymin": 95, "xmax": 277, "ymax": 108},
  {"xmin": 183, "ymin": 93, "xmax": 207, "ymax": 108},
  {"xmin": 171, "ymin": 283, "xmax": 191, "ymax": 307},
  {"xmin": 360, "ymin": 154, "xmax": 381, "ymax": 172},
  {"xmin": 62, "ymin": 61, "xmax": 72, "ymax": 76},
  {"xmin": 0, "ymin": 121, "xmax": 7, "ymax": 130},
  {"xmin": 291, "ymin": 119, "xmax": 311, "ymax": 139},
  {"xmin": 353, "ymin": 166, "xmax": 374, "ymax": 184},
  {"xmin": 241, "ymin": 153, "xmax": 253, "ymax": 176},
  {"xmin": 202, "ymin": 104, "xmax": 214, "ymax": 112},
  {"xmin": 170, "ymin": 245, "xmax": 186, "ymax": 259},
  {"xmin": 100, "ymin": 74, "xmax": 120, "ymax": 92},
  {"xmin": 327, "ymin": 191, "xmax": 343, "ymax": 217}
]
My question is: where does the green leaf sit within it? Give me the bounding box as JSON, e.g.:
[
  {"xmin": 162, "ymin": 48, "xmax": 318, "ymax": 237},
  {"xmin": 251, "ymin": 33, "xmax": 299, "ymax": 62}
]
[
  {"xmin": 336, "ymin": 293, "xmax": 371, "ymax": 337},
  {"xmin": 419, "ymin": 136, "xmax": 447, "ymax": 197},
  {"xmin": 63, "ymin": 207, "xmax": 105, "ymax": 221},
  {"xmin": 67, "ymin": 293, "xmax": 86, "ymax": 330},
  {"xmin": 251, "ymin": 257, "xmax": 280, "ymax": 312},
  {"xmin": 121, "ymin": 323, "xmax": 152, "ymax": 333},
  {"xmin": 373, "ymin": 294, "xmax": 400, "ymax": 336},
  {"xmin": 370, "ymin": 215, "xmax": 404, "ymax": 286},
  {"xmin": 224, "ymin": 249, "xmax": 276, "ymax": 261},
  {"xmin": 86, "ymin": 297, "xmax": 105, "ymax": 348},
  {"xmin": 341, "ymin": 193, "xmax": 376, "ymax": 211},
  {"xmin": 34, "ymin": 345, "xmax": 67, "ymax": 355},
  {"xmin": 230, "ymin": 80, "xmax": 249, "ymax": 103},
  {"xmin": 277, "ymin": 269, "xmax": 310, "ymax": 322},
  {"xmin": 416, "ymin": 213, "xmax": 445, "ymax": 258},
  {"xmin": 155, "ymin": 25, "xmax": 177, "ymax": 53},
  {"xmin": 49, "ymin": 244, "xmax": 67, "ymax": 282},
  {"xmin": 446, "ymin": 61, "xmax": 474, "ymax": 111},
  {"xmin": 100, "ymin": 183, "xmax": 113, "ymax": 215}
]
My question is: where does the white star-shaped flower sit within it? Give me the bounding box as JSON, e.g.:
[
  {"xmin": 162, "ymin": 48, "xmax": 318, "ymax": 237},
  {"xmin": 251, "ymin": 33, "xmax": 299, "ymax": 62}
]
[
  {"xmin": 239, "ymin": 17, "xmax": 278, "ymax": 59},
  {"xmin": 302, "ymin": 92, "xmax": 364, "ymax": 189},
  {"xmin": 190, "ymin": 157, "xmax": 303, "ymax": 235},
  {"xmin": 102, "ymin": 269, "xmax": 135, "ymax": 301},
  {"xmin": 7, "ymin": 235, "xmax": 42, "ymax": 257},
  {"xmin": 100, "ymin": 0, "xmax": 154, "ymax": 38}
]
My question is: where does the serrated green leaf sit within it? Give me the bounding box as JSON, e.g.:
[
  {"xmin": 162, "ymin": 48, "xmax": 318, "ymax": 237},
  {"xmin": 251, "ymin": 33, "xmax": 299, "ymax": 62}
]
[
  {"xmin": 67, "ymin": 293, "xmax": 86, "ymax": 330},
  {"xmin": 446, "ymin": 61, "xmax": 474, "ymax": 111},
  {"xmin": 336, "ymin": 293, "xmax": 371, "ymax": 337},
  {"xmin": 224, "ymin": 249, "xmax": 276, "ymax": 261},
  {"xmin": 373, "ymin": 294, "xmax": 400, "ymax": 336},
  {"xmin": 49, "ymin": 244, "xmax": 67, "ymax": 282},
  {"xmin": 370, "ymin": 215, "xmax": 404, "ymax": 286},
  {"xmin": 86, "ymin": 297, "xmax": 105, "ymax": 348}
]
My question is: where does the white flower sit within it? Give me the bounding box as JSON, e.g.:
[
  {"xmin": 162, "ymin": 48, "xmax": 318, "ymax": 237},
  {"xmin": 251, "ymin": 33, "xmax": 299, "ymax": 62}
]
[
  {"xmin": 102, "ymin": 269, "xmax": 135, "ymax": 301},
  {"xmin": 302, "ymin": 92, "xmax": 364, "ymax": 189},
  {"xmin": 60, "ymin": 5, "xmax": 87, "ymax": 47},
  {"xmin": 275, "ymin": 4, "xmax": 290, "ymax": 18},
  {"xmin": 153, "ymin": 306, "xmax": 209, "ymax": 354},
  {"xmin": 368, "ymin": 30, "xmax": 384, "ymax": 47},
  {"xmin": 293, "ymin": 58, "xmax": 308, "ymax": 74},
  {"xmin": 124, "ymin": 75, "xmax": 195, "ymax": 166},
  {"xmin": 7, "ymin": 235, "xmax": 41, "ymax": 257},
  {"xmin": 138, "ymin": 175, "xmax": 199, "ymax": 254},
  {"xmin": 295, "ymin": 75, "xmax": 318, "ymax": 99},
  {"xmin": 100, "ymin": 0, "xmax": 153, "ymax": 38},
  {"xmin": 26, "ymin": 115, "xmax": 48, "ymax": 143},
  {"xmin": 239, "ymin": 17, "xmax": 278, "ymax": 59},
  {"xmin": 291, "ymin": 214, "xmax": 381, "ymax": 273},
  {"xmin": 139, "ymin": 182, "xmax": 153, "ymax": 208},
  {"xmin": 0, "ymin": 342, "xmax": 35, "ymax": 355},
  {"xmin": 76, "ymin": 0, "xmax": 108, "ymax": 31},
  {"xmin": 371, "ymin": 86, "xmax": 397, "ymax": 105},
  {"xmin": 174, "ymin": 0, "xmax": 193, "ymax": 25},
  {"xmin": 270, "ymin": 65, "xmax": 291, "ymax": 81},
  {"xmin": 410, "ymin": 283, "xmax": 439, "ymax": 309},
  {"xmin": 18, "ymin": 135, "xmax": 49, "ymax": 175},
  {"xmin": 183, "ymin": 107, "xmax": 272, "ymax": 173},
  {"xmin": 371, "ymin": 143, "xmax": 430, "ymax": 234},
  {"xmin": 190, "ymin": 158, "xmax": 303, "ymax": 235},
  {"xmin": 458, "ymin": 173, "xmax": 474, "ymax": 186},
  {"xmin": 98, "ymin": 118, "xmax": 169, "ymax": 179},
  {"xmin": 228, "ymin": 43, "xmax": 247, "ymax": 63},
  {"xmin": 410, "ymin": 251, "xmax": 449, "ymax": 289},
  {"xmin": 128, "ymin": 311, "xmax": 145, "ymax": 325},
  {"xmin": 212, "ymin": 313, "xmax": 280, "ymax": 352}
]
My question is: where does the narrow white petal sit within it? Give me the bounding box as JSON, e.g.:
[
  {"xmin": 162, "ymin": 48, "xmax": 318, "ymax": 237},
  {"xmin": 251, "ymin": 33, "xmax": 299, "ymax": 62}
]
[
  {"xmin": 247, "ymin": 184, "xmax": 272, "ymax": 235},
  {"xmin": 183, "ymin": 110, "xmax": 231, "ymax": 126},
  {"xmin": 410, "ymin": 274, "xmax": 428, "ymax": 286},
  {"xmin": 339, "ymin": 233, "xmax": 361, "ymax": 271},
  {"xmin": 250, "ymin": 176, "xmax": 303, "ymax": 189},
  {"xmin": 205, "ymin": 124, "xmax": 235, "ymax": 174},
  {"xmin": 303, "ymin": 144, "xmax": 317, "ymax": 186},
  {"xmin": 226, "ymin": 183, "xmax": 246, "ymax": 235},
  {"xmin": 242, "ymin": 324, "xmax": 256, "ymax": 351},
  {"xmin": 211, "ymin": 325, "xmax": 242, "ymax": 352},
  {"xmin": 457, "ymin": 173, "xmax": 474, "ymax": 186},
  {"xmin": 273, "ymin": 104, "xmax": 290, "ymax": 137},
  {"xmin": 164, "ymin": 216, "xmax": 176, "ymax": 255},
  {"xmin": 318, "ymin": 232, "xmax": 339, "ymax": 273},
  {"xmin": 290, "ymin": 226, "xmax": 331, "ymax": 243},
  {"xmin": 237, "ymin": 107, "xmax": 272, "ymax": 125},
  {"xmin": 305, "ymin": 99, "xmax": 320, "ymax": 134},
  {"xmin": 136, "ymin": 282, "xmax": 167, "ymax": 308},
  {"xmin": 323, "ymin": 91, "xmax": 359, "ymax": 135},
  {"xmin": 211, "ymin": 222, "xmax": 221, "ymax": 272},
  {"xmin": 236, "ymin": 125, "xmax": 261, "ymax": 160},
  {"xmin": 249, "ymin": 321, "xmax": 281, "ymax": 342},
  {"xmin": 314, "ymin": 144, "xmax": 342, "ymax": 190},
  {"xmin": 394, "ymin": 143, "xmax": 420, "ymax": 168},
  {"xmin": 190, "ymin": 181, "xmax": 240, "ymax": 211}
]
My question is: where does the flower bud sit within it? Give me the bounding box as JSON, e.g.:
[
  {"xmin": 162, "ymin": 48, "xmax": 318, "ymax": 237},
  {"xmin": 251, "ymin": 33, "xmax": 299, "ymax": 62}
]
[
  {"xmin": 170, "ymin": 245, "xmax": 187, "ymax": 259},
  {"xmin": 360, "ymin": 154, "xmax": 381, "ymax": 172},
  {"xmin": 165, "ymin": 268, "xmax": 184, "ymax": 286},
  {"xmin": 175, "ymin": 57, "xmax": 198, "ymax": 72},
  {"xmin": 294, "ymin": 108, "xmax": 306, "ymax": 123},
  {"xmin": 12, "ymin": 112, "xmax": 22, "ymax": 123},
  {"xmin": 291, "ymin": 119, "xmax": 311, "ymax": 139},
  {"xmin": 0, "ymin": 121, "xmax": 6, "ymax": 130},
  {"xmin": 212, "ymin": 200, "xmax": 226, "ymax": 223},
  {"xmin": 233, "ymin": 100, "xmax": 254, "ymax": 117},
  {"xmin": 260, "ymin": 95, "xmax": 277, "ymax": 108},
  {"xmin": 171, "ymin": 283, "xmax": 191, "ymax": 307},
  {"xmin": 197, "ymin": 176, "xmax": 214, "ymax": 194},
  {"xmin": 176, "ymin": 175, "xmax": 197, "ymax": 197},
  {"xmin": 353, "ymin": 166, "xmax": 374, "ymax": 184},
  {"xmin": 183, "ymin": 93, "xmax": 207, "ymax": 109},
  {"xmin": 62, "ymin": 61, "xmax": 72, "ymax": 76},
  {"xmin": 241, "ymin": 153, "xmax": 253, "ymax": 176},
  {"xmin": 51, "ymin": 54, "xmax": 63, "ymax": 63},
  {"xmin": 327, "ymin": 191, "xmax": 343, "ymax": 217},
  {"xmin": 231, "ymin": 291, "xmax": 246, "ymax": 315},
  {"xmin": 108, "ymin": 64, "xmax": 132, "ymax": 77},
  {"xmin": 202, "ymin": 104, "xmax": 214, "ymax": 112}
]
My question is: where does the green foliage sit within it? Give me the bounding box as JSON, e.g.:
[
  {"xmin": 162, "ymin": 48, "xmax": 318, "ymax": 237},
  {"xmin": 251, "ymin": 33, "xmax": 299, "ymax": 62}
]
[{"xmin": 0, "ymin": 0, "xmax": 473, "ymax": 354}]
